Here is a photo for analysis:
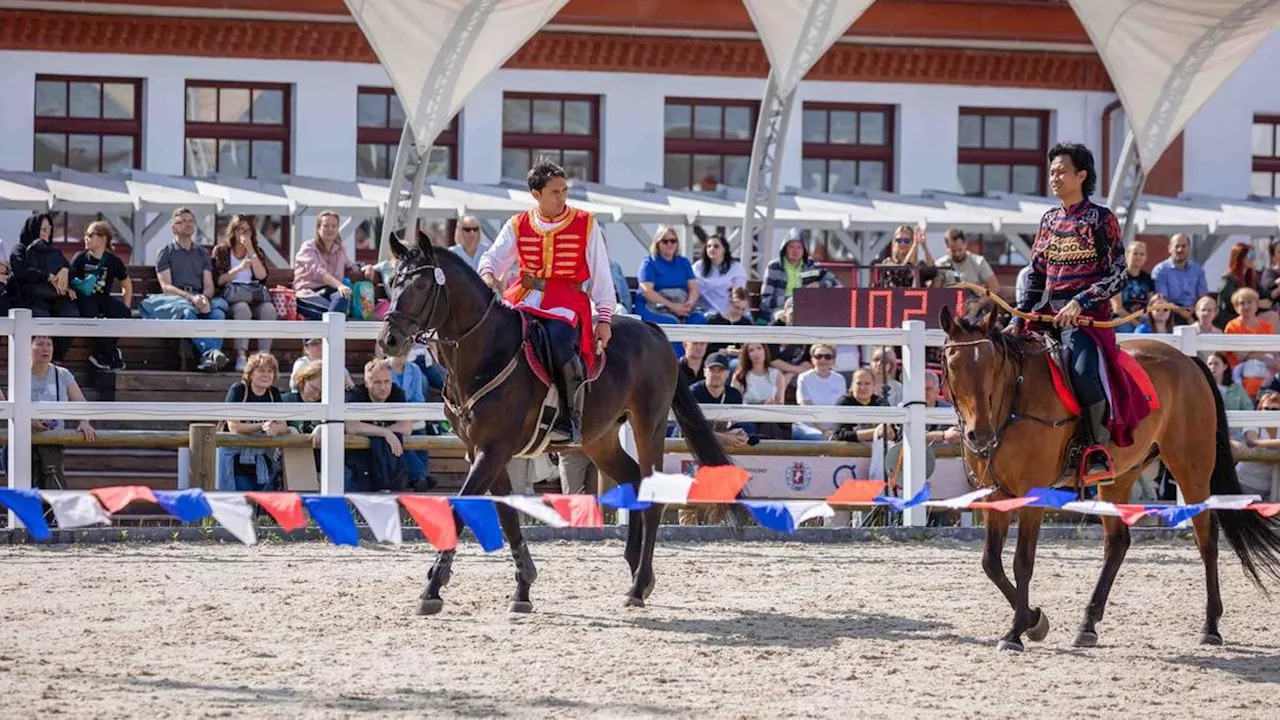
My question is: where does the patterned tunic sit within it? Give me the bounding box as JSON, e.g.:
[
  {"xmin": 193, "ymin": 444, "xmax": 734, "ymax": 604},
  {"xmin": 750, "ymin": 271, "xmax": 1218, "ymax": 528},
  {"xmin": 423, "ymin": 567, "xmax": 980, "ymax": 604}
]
[{"xmin": 1014, "ymin": 199, "xmax": 1125, "ymax": 325}]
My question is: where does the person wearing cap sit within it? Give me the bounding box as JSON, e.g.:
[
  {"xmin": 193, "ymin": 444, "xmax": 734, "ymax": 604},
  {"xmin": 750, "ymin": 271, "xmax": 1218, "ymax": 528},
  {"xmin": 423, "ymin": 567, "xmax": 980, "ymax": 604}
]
[
  {"xmin": 689, "ymin": 352, "xmax": 754, "ymax": 448},
  {"xmin": 289, "ymin": 337, "xmax": 353, "ymax": 392},
  {"xmin": 759, "ymin": 228, "xmax": 839, "ymax": 318}
]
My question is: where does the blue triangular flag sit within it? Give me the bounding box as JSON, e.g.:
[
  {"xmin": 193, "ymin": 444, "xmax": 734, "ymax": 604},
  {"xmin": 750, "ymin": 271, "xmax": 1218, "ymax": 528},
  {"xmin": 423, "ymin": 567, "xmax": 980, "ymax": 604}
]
[
  {"xmin": 1027, "ymin": 487, "xmax": 1076, "ymax": 509},
  {"xmin": 741, "ymin": 501, "xmax": 795, "ymax": 534},
  {"xmin": 301, "ymin": 496, "xmax": 360, "ymax": 547},
  {"xmin": 0, "ymin": 488, "xmax": 51, "ymax": 540},
  {"xmin": 875, "ymin": 483, "xmax": 931, "ymax": 512},
  {"xmin": 1150, "ymin": 503, "xmax": 1207, "ymax": 526},
  {"xmin": 450, "ymin": 498, "xmax": 505, "ymax": 552},
  {"xmin": 153, "ymin": 489, "xmax": 213, "ymax": 523},
  {"xmin": 599, "ymin": 484, "xmax": 653, "ymax": 511}
]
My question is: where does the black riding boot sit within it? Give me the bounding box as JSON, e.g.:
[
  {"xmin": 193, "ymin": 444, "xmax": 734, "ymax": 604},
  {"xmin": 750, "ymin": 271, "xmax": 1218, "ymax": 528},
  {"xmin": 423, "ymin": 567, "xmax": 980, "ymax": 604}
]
[
  {"xmin": 551, "ymin": 355, "xmax": 585, "ymax": 444},
  {"xmin": 1083, "ymin": 401, "xmax": 1114, "ymax": 484}
]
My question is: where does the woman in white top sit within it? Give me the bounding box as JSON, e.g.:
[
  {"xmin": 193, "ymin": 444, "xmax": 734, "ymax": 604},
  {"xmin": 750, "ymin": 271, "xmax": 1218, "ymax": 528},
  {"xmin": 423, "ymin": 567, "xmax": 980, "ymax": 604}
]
[
  {"xmin": 693, "ymin": 234, "xmax": 748, "ymax": 316},
  {"xmin": 732, "ymin": 343, "xmax": 785, "ymax": 405}
]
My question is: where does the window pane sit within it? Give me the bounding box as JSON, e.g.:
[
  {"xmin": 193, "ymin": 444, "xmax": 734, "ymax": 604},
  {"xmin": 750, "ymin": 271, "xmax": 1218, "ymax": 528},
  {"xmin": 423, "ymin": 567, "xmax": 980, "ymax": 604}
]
[
  {"xmin": 859, "ymin": 111, "xmax": 886, "ymax": 145},
  {"xmin": 35, "ymin": 80, "xmax": 67, "ymax": 117},
  {"xmin": 858, "ymin": 160, "xmax": 886, "ymax": 191},
  {"xmin": 358, "ymin": 92, "xmax": 387, "ymax": 128},
  {"xmin": 724, "ymin": 106, "xmax": 753, "ymax": 140},
  {"xmin": 102, "ymin": 83, "xmax": 135, "ymax": 120},
  {"xmin": 829, "ymin": 111, "xmax": 856, "ymax": 144},
  {"xmin": 33, "ymin": 133, "xmax": 66, "ymax": 171},
  {"xmin": 219, "ymin": 88, "xmax": 251, "ymax": 123},
  {"xmin": 532, "ymin": 99, "xmax": 561, "ymax": 133},
  {"xmin": 665, "ymin": 104, "xmax": 691, "ymax": 138},
  {"xmin": 389, "ymin": 95, "xmax": 406, "ymax": 128},
  {"xmin": 101, "ymin": 135, "xmax": 135, "ymax": 171},
  {"xmin": 501, "ymin": 148, "xmax": 530, "ymax": 179},
  {"xmin": 1011, "ymin": 165, "xmax": 1040, "ymax": 195},
  {"xmin": 426, "ymin": 146, "xmax": 451, "ymax": 178},
  {"xmin": 218, "ymin": 138, "xmax": 251, "ymax": 177},
  {"xmin": 562, "ymin": 149, "xmax": 593, "ymax": 181},
  {"xmin": 829, "ymin": 159, "xmax": 857, "ymax": 193},
  {"xmin": 983, "ymin": 163, "xmax": 1011, "ymax": 192},
  {"xmin": 691, "ymin": 154, "xmax": 722, "ymax": 185},
  {"xmin": 801, "ymin": 158, "xmax": 826, "ymax": 191},
  {"xmin": 356, "ymin": 143, "xmax": 389, "ymax": 179},
  {"xmin": 693, "ymin": 105, "xmax": 722, "ymax": 139},
  {"xmin": 1253, "ymin": 171, "xmax": 1275, "ymax": 197},
  {"xmin": 1012, "ymin": 116, "xmax": 1041, "ymax": 150},
  {"xmin": 983, "ymin": 115, "xmax": 1012, "ymax": 149},
  {"xmin": 958, "ymin": 114, "xmax": 982, "ymax": 148},
  {"xmin": 563, "ymin": 100, "xmax": 592, "ymax": 135},
  {"xmin": 69, "ymin": 81, "xmax": 101, "ymax": 119},
  {"xmin": 723, "ymin": 155, "xmax": 750, "ymax": 187},
  {"xmin": 664, "ymin": 153, "xmax": 691, "ymax": 189},
  {"xmin": 67, "ymin": 134, "xmax": 100, "ymax": 171},
  {"xmin": 251, "ymin": 89, "xmax": 284, "ymax": 125},
  {"xmin": 251, "ymin": 140, "xmax": 284, "ymax": 178},
  {"xmin": 185, "ymin": 138, "xmax": 217, "ymax": 177},
  {"xmin": 503, "ymin": 98, "xmax": 530, "ymax": 132},
  {"xmin": 1253, "ymin": 122, "xmax": 1276, "ymax": 157},
  {"xmin": 957, "ymin": 163, "xmax": 981, "ymax": 194},
  {"xmin": 186, "ymin": 87, "xmax": 217, "ymax": 122},
  {"xmin": 802, "ymin": 109, "xmax": 827, "ymax": 143}
]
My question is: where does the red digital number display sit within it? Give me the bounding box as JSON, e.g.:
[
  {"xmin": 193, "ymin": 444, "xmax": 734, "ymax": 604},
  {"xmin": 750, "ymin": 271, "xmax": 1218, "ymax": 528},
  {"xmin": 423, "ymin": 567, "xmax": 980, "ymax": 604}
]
[{"xmin": 808, "ymin": 288, "xmax": 968, "ymax": 329}]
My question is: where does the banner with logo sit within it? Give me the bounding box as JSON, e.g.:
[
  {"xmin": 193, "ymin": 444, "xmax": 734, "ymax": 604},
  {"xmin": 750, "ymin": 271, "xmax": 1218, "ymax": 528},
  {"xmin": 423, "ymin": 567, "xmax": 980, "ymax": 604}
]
[{"xmin": 663, "ymin": 453, "xmax": 972, "ymax": 500}]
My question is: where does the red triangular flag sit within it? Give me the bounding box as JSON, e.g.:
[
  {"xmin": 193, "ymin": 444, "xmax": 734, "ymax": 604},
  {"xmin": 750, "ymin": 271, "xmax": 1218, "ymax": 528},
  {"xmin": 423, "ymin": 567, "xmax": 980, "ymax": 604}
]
[
  {"xmin": 689, "ymin": 465, "xmax": 750, "ymax": 503},
  {"xmin": 90, "ymin": 486, "xmax": 158, "ymax": 514},
  {"xmin": 245, "ymin": 492, "xmax": 306, "ymax": 532},
  {"xmin": 970, "ymin": 497, "xmax": 1037, "ymax": 512},
  {"xmin": 826, "ymin": 480, "xmax": 886, "ymax": 505},
  {"xmin": 1113, "ymin": 504, "xmax": 1152, "ymax": 526},
  {"xmin": 545, "ymin": 494, "xmax": 604, "ymax": 528},
  {"xmin": 1252, "ymin": 504, "xmax": 1280, "ymax": 518},
  {"xmin": 399, "ymin": 496, "xmax": 459, "ymax": 551}
]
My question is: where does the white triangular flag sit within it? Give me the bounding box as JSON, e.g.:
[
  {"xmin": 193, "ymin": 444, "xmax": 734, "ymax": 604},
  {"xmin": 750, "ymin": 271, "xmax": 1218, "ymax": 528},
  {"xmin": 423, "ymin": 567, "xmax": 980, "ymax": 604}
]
[
  {"xmin": 786, "ymin": 501, "xmax": 834, "ymax": 526},
  {"xmin": 40, "ymin": 490, "xmax": 110, "ymax": 529},
  {"xmin": 496, "ymin": 495, "xmax": 569, "ymax": 528},
  {"xmin": 1205, "ymin": 495, "xmax": 1262, "ymax": 511},
  {"xmin": 926, "ymin": 488, "xmax": 995, "ymax": 509},
  {"xmin": 207, "ymin": 494, "xmax": 257, "ymax": 545},
  {"xmin": 348, "ymin": 494, "xmax": 404, "ymax": 545},
  {"xmin": 638, "ymin": 472, "xmax": 695, "ymax": 504},
  {"xmin": 1062, "ymin": 500, "xmax": 1121, "ymax": 517}
]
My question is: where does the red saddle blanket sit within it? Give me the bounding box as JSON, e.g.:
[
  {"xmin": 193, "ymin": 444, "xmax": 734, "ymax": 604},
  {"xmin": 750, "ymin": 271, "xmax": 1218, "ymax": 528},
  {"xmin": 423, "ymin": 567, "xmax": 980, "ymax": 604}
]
[
  {"xmin": 1045, "ymin": 327, "xmax": 1158, "ymax": 448},
  {"xmin": 519, "ymin": 310, "xmax": 606, "ymax": 388}
]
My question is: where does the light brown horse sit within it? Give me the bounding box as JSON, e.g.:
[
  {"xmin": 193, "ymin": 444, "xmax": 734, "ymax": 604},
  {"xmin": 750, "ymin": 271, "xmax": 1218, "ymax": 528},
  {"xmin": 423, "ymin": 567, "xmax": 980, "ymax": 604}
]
[{"xmin": 939, "ymin": 303, "xmax": 1280, "ymax": 652}]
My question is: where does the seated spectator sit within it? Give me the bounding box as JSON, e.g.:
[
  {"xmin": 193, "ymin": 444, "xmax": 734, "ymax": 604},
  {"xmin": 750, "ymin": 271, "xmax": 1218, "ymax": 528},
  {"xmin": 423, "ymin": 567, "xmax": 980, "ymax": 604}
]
[
  {"xmin": 870, "ymin": 347, "xmax": 904, "ymax": 406},
  {"xmin": 689, "ymin": 352, "xmax": 754, "ymax": 449},
  {"xmin": 793, "ymin": 344, "xmax": 848, "ymax": 441},
  {"xmin": 693, "ymin": 234, "xmax": 747, "ymax": 316},
  {"xmin": 388, "ymin": 352, "xmax": 433, "ymax": 489},
  {"xmin": 290, "ymin": 338, "xmax": 353, "ymax": 392},
  {"xmin": 0, "ymin": 234, "xmax": 11, "ymax": 317},
  {"xmin": 284, "ymin": 358, "xmax": 324, "ymax": 450},
  {"xmin": 759, "ymin": 228, "xmax": 839, "ymax": 318},
  {"xmin": 70, "ymin": 221, "xmax": 131, "ymax": 371},
  {"xmin": 609, "ymin": 259, "xmax": 633, "ymax": 314},
  {"xmin": 448, "ymin": 214, "xmax": 489, "ymax": 271},
  {"xmin": 833, "ymin": 368, "xmax": 893, "ymax": 443},
  {"xmin": 768, "ymin": 296, "xmax": 813, "ymax": 387},
  {"xmin": 678, "ymin": 340, "xmax": 708, "ymax": 388},
  {"xmin": 217, "ymin": 352, "xmax": 288, "ymax": 492},
  {"xmin": 635, "ymin": 225, "xmax": 708, "ymax": 327},
  {"xmin": 294, "ymin": 211, "xmax": 361, "ymax": 320},
  {"xmin": 1193, "ymin": 294, "xmax": 1224, "ymax": 339},
  {"xmin": 1216, "ymin": 242, "xmax": 1259, "ymax": 329},
  {"xmin": 1152, "ymin": 233, "xmax": 1208, "ymax": 314},
  {"xmin": 1015, "ymin": 263, "xmax": 1033, "ymax": 308},
  {"xmin": 1224, "ymin": 287, "xmax": 1276, "ymax": 400},
  {"xmin": 1111, "ymin": 240, "xmax": 1154, "ymax": 332},
  {"xmin": 1206, "ymin": 352, "xmax": 1253, "ymax": 442},
  {"xmin": 934, "ymin": 228, "xmax": 999, "ymax": 293},
  {"xmin": 877, "ymin": 225, "xmax": 939, "ymax": 289},
  {"xmin": 345, "ymin": 359, "xmax": 421, "ymax": 492},
  {"xmin": 707, "ymin": 286, "xmax": 755, "ymax": 356},
  {"xmin": 29, "ymin": 335, "xmax": 96, "ymax": 489},
  {"xmin": 212, "ymin": 214, "xmax": 276, "ymax": 372},
  {"xmin": 1133, "ymin": 293, "xmax": 1176, "ymax": 334},
  {"xmin": 10, "ymin": 213, "xmax": 80, "ymax": 362},
  {"xmin": 922, "ymin": 371, "xmax": 962, "ymax": 444},
  {"xmin": 1237, "ymin": 391, "xmax": 1280, "ymax": 500},
  {"xmin": 140, "ymin": 207, "xmax": 230, "ymax": 372},
  {"xmin": 1258, "ymin": 241, "xmax": 1280, "ymax": 326},
  {"xmin": 732, "ymin": 342, "xmax": 786, "ymax": 439}
]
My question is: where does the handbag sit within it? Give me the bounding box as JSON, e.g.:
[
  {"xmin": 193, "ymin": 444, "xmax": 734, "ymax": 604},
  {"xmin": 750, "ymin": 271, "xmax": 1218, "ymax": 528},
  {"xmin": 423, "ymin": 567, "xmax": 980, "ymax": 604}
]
[
  {"xmin": 270, "ymin": 286, "xmax": 298, "ymax": 320},
  {"xmin": 222, "ymin": 281, "xmax": 270, "ymax": 305}
]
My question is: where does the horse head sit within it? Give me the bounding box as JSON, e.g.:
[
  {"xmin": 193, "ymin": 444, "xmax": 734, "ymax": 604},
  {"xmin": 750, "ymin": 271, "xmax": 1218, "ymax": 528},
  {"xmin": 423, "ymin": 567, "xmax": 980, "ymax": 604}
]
[
  {"xmin": 377, "ymin": 229, "xmax": 443, "ymax": 357},
  {"xmin": 939, "ymin": 303, "xmax": 1020, "ymax": 455}
]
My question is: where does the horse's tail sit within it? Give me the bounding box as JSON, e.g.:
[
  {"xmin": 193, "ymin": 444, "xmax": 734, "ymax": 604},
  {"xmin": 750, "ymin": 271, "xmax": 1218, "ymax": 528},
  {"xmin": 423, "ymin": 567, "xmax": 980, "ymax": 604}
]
[
  {"xmin": 670, "ymin": 378, "xmax": 734, "ymax": 468},
  {"xmin": 1192, "ymin": 355, "xmax": 1280, "ymax": 589}
]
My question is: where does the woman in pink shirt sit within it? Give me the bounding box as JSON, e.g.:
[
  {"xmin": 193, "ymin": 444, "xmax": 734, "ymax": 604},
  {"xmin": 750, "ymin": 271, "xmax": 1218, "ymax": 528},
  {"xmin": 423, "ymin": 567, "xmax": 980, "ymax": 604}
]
[{"xmin": 293, "ymin": 211, "xmax": 361, "ymax": 320}]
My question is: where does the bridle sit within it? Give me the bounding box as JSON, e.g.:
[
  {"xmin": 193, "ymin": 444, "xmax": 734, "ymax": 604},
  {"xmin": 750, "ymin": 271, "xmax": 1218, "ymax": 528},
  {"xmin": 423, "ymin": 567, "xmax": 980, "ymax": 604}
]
[{"xmin": 383, "ymin": 259, "xmax": 496, "ymax": 351}]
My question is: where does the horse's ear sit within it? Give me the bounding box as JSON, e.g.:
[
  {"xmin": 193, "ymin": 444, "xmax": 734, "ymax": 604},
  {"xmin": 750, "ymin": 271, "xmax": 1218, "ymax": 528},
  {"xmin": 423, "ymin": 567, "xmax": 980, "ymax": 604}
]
[
  {"xmin": 939, "ymin": 305, "xmax": 955, "ymax": 335},
  {"xmin": 983, "ymin": 301, "xmax": 1001, "ymax": 332},
  {"xmin": 388, "ymin": 229, "xmax": 408, "ymax": 261},
  {"xmin": 415, "ymin": 225, "xmax": 433, "ymax": 256}
]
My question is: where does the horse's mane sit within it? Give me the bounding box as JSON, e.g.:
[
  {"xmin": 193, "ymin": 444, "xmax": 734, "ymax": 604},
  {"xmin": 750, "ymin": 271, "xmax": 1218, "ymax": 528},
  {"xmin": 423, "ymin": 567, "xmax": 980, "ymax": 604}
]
[
  {"xmin": 421, "ymin": 242, "xmax": 495, "ymax": 300},
  {"xmin": 950, "ymin": 312, "xmax": 1042, "ymax": 366}
]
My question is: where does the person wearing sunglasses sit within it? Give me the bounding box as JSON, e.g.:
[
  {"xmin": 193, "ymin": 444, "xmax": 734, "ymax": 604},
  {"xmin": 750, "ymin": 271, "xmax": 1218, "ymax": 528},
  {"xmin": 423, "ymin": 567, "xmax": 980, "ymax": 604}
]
[
  {"xmin": 635, "ymin": 225, "xmax": 708, "ymax": 331},
  {"xmin": 793, "ymin": 344, "xmax": 848, "ymax": 441},
  {"xmin": 448, "ymin": 215, "xmax": 490, "ymax": 271},
  {"xmin": 877, "ymin": 224, "xmax": 939, "ymax": 289}
]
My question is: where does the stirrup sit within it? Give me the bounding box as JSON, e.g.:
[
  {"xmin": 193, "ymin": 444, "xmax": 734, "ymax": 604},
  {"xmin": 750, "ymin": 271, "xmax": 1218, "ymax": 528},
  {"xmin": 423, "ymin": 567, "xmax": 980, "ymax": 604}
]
[{"xmin": 1079, "ymin": 444, "xmax": 1115, "ymax": 487}]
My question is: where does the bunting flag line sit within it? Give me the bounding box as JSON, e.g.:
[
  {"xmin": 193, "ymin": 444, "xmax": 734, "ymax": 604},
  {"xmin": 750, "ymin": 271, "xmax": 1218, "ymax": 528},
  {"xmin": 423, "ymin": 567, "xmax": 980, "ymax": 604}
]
[{"xmin": 3, "ymin": 473, "xmax": 1279, "ymax": 554}]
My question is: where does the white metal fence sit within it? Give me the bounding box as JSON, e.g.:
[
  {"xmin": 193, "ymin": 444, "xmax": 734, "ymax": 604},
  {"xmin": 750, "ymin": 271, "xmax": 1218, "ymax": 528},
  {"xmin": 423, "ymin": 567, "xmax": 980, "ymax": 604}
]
[{"xmin": 5, "ymin": 309, "xmax": 1280, "ymax": 529}]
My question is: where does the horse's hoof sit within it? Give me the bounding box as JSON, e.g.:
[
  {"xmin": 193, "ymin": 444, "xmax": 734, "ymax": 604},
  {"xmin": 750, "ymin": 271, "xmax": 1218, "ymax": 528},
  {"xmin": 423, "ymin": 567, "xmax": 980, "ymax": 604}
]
[
  {"xmin": 996, "ymin": 639, "xmax": 1024, "ymax": 653},
  {"xmin": 624, "ymin": 595, "xmax": 645, "ymax": 608},
  {"xmin": 417, "ymin": 598, "xmax": 444, "ymax": 616},
  {"xmin": 1026, "ymin": 608, "xmax": 1050, "ymax": 642},
  {"xmin": 1073, "ymin": 630, "xmax": 1098, "ymax": 648},
  {"xmin": 642, "ymin": 577, "xmax": 656, "ymax": 600},
  {"xmin": 1200, "ymin": 632, "xmax": 1224, "ymax": 646},
  {"xmin": 509, "ymin": 600, "xmax": 534, "ymax": 614}
]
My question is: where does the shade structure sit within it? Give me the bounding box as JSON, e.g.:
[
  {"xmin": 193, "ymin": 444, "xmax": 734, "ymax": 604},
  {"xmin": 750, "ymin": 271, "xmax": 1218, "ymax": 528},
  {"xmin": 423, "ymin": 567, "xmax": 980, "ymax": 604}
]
[{"xmin": 741, "ymin": 0, "xmax": 877, "ymax": 94}]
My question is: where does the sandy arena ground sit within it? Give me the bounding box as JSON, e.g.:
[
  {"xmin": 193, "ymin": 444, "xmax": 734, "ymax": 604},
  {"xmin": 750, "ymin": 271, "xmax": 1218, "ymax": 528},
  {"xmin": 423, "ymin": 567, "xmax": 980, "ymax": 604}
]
[{"xmin": 1, "ymin": 538, "xmax": 1278, "ymax": 718}]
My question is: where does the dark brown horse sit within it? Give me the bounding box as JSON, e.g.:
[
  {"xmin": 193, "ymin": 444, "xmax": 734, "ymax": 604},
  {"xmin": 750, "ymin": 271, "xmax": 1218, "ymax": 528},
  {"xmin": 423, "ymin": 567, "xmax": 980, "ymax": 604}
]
[
  {"xmin": 939, "ymin": 303, "xmax": 1280, "ymax": 651},
  {"xmin": 377, "ymin": 231, "xmax": 731, "ymax": 614}
]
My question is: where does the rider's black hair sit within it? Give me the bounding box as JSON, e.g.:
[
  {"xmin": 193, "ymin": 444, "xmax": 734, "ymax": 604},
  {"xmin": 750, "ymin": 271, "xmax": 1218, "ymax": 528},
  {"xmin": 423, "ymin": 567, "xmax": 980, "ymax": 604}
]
[
  {"xmin": 1047, "ymin": 142, "xmax": 1097, "ymax": 198},
  {"xmin": 526, "ymin": 160, "xmax": 568, "ymax": 192}
]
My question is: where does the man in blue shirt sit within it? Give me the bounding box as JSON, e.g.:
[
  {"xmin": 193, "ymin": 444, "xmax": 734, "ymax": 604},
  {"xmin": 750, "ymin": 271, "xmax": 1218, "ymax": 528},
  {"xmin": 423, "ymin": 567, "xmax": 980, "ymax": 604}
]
[{"xmin": 1152, "ymin": 234, "xmax": 1208, "ymax": 311}]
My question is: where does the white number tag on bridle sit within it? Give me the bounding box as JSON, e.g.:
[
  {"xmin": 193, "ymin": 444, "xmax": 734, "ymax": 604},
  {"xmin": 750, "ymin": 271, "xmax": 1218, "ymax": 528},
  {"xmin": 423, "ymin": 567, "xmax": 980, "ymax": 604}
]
[{"xmin": 434, "ymin": 267, "xmax": 446, "ymax": 285}]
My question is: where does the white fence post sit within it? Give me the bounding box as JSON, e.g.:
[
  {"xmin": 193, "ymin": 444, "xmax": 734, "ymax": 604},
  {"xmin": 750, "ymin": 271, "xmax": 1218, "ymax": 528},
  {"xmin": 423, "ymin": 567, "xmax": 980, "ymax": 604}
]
[
  {"xmin": 7, "ymin": 310, "xmax": 33, "ymax": 529},
  {"xmin": 320, "ymin": 312, "xmax": 347, "ymax": 496},
  {"xmin": 900, "ymin": 319, "xmax": 927, "ymax": 527},
  {"xmin": 1172, "ymin": 325, "xmax": 1199, "ymax": 520}
]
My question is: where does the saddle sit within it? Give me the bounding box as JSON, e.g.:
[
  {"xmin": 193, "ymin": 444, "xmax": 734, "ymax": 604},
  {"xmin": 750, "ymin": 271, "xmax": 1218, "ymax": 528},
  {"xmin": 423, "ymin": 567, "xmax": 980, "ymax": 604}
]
[{"xmin": 515, "ymin": 311, "xmax": 606, "ymax": 458}]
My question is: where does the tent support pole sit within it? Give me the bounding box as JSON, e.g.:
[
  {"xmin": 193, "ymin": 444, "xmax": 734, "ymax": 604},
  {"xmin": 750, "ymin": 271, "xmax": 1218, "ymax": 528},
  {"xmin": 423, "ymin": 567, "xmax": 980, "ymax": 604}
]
[{"xmin": 379, "ymin": 123, "xmax": 417, "ymax": 261}]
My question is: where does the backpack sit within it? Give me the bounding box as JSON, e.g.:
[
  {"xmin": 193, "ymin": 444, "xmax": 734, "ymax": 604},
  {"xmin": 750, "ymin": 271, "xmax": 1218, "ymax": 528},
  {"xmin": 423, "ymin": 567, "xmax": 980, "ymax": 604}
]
[{"xmin": 349, "ymin": 280, "xmax": 377, "ymax": 320}]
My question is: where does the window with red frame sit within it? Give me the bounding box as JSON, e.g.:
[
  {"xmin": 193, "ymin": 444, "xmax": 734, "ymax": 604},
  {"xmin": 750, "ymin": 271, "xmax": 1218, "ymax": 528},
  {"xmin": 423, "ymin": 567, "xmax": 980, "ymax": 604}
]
[
  {"xmin": 956, "ymin": 108, "xmax": 1049, "ymax": 196},
  {"xmin": 184, "ymin": 81, "xmax": 290, "ymax": 179},
  {"xmin": 1254, "ymin": 115, "xmax": 1280, "ymax": 198},
  {"xmin": 663, "ymin": 98, "xmax": 758, "ymax": 190},
  {"xmin": 34, "ymin": 75, "xmax": 143, "ymax": 246},
  {"xmin": 800, "ymin": 103, "xmax": 895, "ymax": 192},
  {"xmin": 501, "ymin": 93, "xmax": 599, "ymax": 181},
  {"xmin": 356, "ymin": 87, "xmax": 458, "ymax": 180}
]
